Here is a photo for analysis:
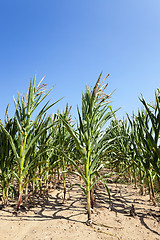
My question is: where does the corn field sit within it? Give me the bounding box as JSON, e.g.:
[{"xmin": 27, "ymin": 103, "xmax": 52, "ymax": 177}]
[{"xmin": 0, "ymin": 74, "xmax": 159, "ymax": 224}]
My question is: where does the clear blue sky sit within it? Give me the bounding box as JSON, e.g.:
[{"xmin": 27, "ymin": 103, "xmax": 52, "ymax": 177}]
[{"xmin": 0, "ymin": 0, "xmax": 160, "ymax": 121}]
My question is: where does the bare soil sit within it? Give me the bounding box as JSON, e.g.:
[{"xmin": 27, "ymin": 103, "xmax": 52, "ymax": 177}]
[{"xmin": 0, "ymin": 177, "xmax": 160, "ymax": 240}]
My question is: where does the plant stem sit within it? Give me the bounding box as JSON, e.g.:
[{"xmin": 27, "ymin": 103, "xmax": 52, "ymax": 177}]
[{"xmin": 87, "ymin": 185, "xmax": 91, "ymax": 221}]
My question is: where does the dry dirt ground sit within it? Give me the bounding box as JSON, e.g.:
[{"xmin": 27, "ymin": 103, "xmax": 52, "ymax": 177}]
[{"xmin": 0, "ymin": 177, "xmax": 160, "ymax": 240}]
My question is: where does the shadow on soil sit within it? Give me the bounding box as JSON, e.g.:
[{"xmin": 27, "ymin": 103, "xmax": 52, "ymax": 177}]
[
  {"xmin": 0, "ymin": 180, "xmax": 160, "ymax": 236},
  {"xmin": 0, "ymin": 184, "xmax": 87, "ymax": 224},
  {"xmin": 99, "ymin": 182, "xmax": 160, "ymax": 237}
]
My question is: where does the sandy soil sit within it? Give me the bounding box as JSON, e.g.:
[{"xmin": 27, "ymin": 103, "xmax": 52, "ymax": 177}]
[{"xmin": 0, "ymin": 177, "xmax": 160, "ymax": 240}]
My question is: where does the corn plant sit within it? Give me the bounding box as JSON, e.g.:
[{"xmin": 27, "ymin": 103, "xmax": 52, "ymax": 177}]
[
  {"xmin": 0, "ymin": 75, "xmax": 61, "ymax": 210},
  {"xmin": 139, "ymin": 89, "xmax": 160, "ymax": 178},
  {"xmin": 106, "ymin": 118, "xmax": 136, "ymax": 184},
  {"xmin": 59, "ymin": 73, "xmax": 116, "ymax": 223},
  {"xmin": 126, "ymin": 90, "xmax": 160, "ymax": 202},
  {"xmin": 54, "ymin": 105, "xmax": 74, "ymax": 200}
]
